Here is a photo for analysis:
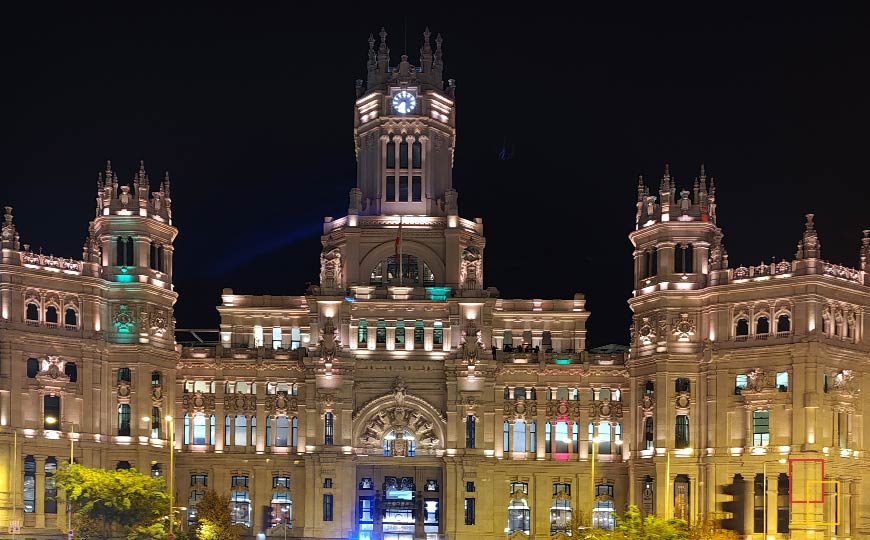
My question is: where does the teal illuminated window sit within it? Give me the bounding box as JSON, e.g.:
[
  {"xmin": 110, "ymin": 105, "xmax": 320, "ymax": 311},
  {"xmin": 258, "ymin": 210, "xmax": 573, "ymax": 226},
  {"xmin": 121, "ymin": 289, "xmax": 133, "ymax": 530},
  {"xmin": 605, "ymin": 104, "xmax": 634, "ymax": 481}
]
[
  {"xmin": 395, "ymin": 320, "xmax": 405, "ymax": 345},
  {"xmin": 376, "ymin": 320, "xmax": 386, "ymax": 344},
  {"xmin": 414, "ymin": 320, "xmax": 424, "ymax": 344},
  {"xmin": 358, "ymin": 320, "xmax": 367, "ymax": 345}
]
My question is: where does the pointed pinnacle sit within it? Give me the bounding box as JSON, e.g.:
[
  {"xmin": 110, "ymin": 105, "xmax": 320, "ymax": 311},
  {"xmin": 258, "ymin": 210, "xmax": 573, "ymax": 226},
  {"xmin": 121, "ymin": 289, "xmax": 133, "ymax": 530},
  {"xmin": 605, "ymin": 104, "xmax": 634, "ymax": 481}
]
[
  {"xmin": 423, "ymin": 27, "xmax": 431, "ymax": 43},
  {"xmin": 664, "ymin": 163, "xmax": 670, "ymax": 177},
  {"xmin": 139, "ymin": 160, "xmax": 145, "ymax": 174},
  {"xmin": 435, "ymin": 33, "xmax": 443, "ymax": 47},
  {"xmin": 106, "ymin": 160, "xmax": 112, "ymax": 173},
  {"xmin": 368, "ymin": 33, "xmax": 375, "ymax": 49},
  {"xmin": 380, "ymin": 27, "xmax": 387, "ymax": 43},
  {"xmin": 700, "ymin": 162, "xmax": 706, "ymax": 178}
]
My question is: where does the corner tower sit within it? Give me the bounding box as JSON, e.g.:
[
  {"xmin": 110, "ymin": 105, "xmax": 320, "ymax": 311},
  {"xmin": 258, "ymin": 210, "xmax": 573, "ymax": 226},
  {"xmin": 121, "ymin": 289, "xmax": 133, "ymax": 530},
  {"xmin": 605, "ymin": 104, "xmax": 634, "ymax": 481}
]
[{"xmin": 92, "ymin": 160, "xmax": 178, "ymax": 347}]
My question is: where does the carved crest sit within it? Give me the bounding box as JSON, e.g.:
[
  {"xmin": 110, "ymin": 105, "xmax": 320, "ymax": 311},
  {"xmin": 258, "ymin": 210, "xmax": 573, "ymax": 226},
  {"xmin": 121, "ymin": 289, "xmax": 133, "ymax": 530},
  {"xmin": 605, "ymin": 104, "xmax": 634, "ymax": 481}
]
[
  {"xmin": 225, "ymin": 393, "xmax": 257, "ymax": 413},
  {"xmin": 638, "ymin": 317, "xmax": 656, "ymax": 345},
  {"xmin": 503, "ymin": 398, "xmax": 537, "ymax": 421},
  {"xmin": 113, "ymin": 304, "xmax": 135, "ymax": 332},
  {"xmin": 641, "ymin": 395, "xmax": 655, "ymax": 412},
  {"xmin": 672, "ymin": 313, "xmax": 696, "ymax": 342},
  {"xmin": 182, "ymin": 391, "xmax": 215, "ymax": 413}
]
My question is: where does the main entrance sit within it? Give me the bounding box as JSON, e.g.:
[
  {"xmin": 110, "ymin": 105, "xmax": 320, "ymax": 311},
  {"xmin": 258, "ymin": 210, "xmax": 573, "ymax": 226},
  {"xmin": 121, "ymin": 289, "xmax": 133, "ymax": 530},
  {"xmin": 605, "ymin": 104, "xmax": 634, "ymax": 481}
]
[{"xmin": 355, "ymin": 465, "xmax": 443, "ymax": 540}]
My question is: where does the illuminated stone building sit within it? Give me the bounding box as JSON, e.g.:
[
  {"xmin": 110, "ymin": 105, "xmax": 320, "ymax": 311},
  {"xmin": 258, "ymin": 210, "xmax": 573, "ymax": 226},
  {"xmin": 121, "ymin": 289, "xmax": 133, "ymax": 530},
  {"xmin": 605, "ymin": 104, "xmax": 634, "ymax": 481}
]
[{"xmin": 2, "ymin": 27, "xmax": 870, "ymax": 540}]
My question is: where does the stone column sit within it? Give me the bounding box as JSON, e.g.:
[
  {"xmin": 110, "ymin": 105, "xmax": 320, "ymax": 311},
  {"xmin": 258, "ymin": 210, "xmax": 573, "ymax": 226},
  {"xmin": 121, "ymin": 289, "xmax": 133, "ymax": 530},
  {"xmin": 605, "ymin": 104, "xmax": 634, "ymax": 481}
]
[
  {"xmin": 550, "ymin": 421, "xmax": 557, "ymax": 454},
  {"xmin": 743, "ymin": 474, "xmax": 754, "ymax": 536},
  {"xmin": 507, "ymin": 420, "xmax": 514, "ymax": 455},
  {"xmin": 766, "ymin": 472, "xmax": 778, "ymax": 539},
  {"xmin": 34, "ymin": 455, "xmax": 45, "ymax": 528}
]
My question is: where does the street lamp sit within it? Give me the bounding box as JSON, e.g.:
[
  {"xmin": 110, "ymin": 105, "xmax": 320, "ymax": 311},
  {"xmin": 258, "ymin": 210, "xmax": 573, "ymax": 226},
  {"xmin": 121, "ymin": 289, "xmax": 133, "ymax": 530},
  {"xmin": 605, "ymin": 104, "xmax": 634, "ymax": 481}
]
[
  {"xmin": 165, "ymin": 415, "xmax": 175, "ymax": 540},
  {"xmin": 763, "ymin": 458, "xmax": 787, "ymax": 540},
  {"xmin": 590, "ymin": 435, "xmax": 599, "ymax": 528}
]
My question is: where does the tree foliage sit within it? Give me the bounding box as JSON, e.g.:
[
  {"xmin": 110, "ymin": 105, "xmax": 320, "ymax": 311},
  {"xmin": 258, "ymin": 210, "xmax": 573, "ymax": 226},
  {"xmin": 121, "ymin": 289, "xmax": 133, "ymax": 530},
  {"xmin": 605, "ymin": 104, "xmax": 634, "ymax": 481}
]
[
  {"xmin": 53, "ymin": 464, "xmax": 169, "ymax": 540},
  {"xmin": 193, "ymin": 490, "xmax": 239, "ymax": 540},
  {"xmin": 574, "ymin": 505, "xmax": 734, "ymax": 540}
]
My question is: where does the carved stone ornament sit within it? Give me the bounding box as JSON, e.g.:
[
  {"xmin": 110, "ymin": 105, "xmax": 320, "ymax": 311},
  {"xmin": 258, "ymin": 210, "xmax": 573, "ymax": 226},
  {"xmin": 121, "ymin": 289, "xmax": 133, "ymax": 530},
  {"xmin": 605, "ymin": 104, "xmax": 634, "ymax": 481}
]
[
  {"xmin": 547, "ymin": 399, "xmax": 583, "ymax": 422},
  {"xmin": 225, "ymin": 393, "xmax": 257, "ymax": 413},
  {"xmin": 638, "ymin": 317, "xmax": 656, "ymax": 345},
  {"xmin": 35, "ymin": 356, "xmax": 70, "ymax": 385},
  {"xmin": 117, "ymin": 382, "xmax": 131, "ymax": 401},
  {"xmin": 182, "ymin": 391, "xmax": 215, "ymax": 413},
  {"xmin": 641, "ymin": 395, "xmax": 655, "ymax": 412},
  {"xmin": 152, "ymin": 313, "xmax": 167, "ymax": 337},
  {"xmin": 589, "ymin": 400, "xmax": 623, "ymax": 421},
  {"xmin": 460, "ymin": 245, "xmax": 482, "ymax": 289},
  {"xmin": 151, "ymin": 385, "xmax": 164, "ymax": 402},
  {"xmin": 113, "ymin": 304, "xmax": 134, "ymax": 332},
  {"xmin": 462, "ymin": 396, "xmax": 479, "ymax": 420},
  {"xmin": 831, "ymin": 369, "xmax": 858, "ymax": 397},
  {"xmin": 746, "ymin": 368, "xmax": 768, "ymax": 393},
  {"xmin": 266, "ymin": 394, "xmax": 299, "ymax": 415},
  {"xmin": 319, "ymin": 243, "xmax": 342, "ymax": 289},
  {"xmin": 674, "ymin": 393, "xmax": 691, "ymax": 410},
  {"xmin": 503, "ymin": 398, "xmax": 537, "ymax": 421},
  {"xmin": 672, "ymin": 313, "xmax": 696, "ymax": 342},
  {"xmin": 318, "ymin": 316, "xmax": 340, "ymax": 363},
  {"xmin": 319, "ymin": 393, "xmax": 336, "ymax": 415}
]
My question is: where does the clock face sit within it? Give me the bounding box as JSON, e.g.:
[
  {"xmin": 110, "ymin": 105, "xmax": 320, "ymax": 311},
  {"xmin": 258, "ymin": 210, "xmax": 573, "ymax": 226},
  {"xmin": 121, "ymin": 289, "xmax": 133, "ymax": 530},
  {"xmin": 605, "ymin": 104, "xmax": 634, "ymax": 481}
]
[{"xmin": 392, "ymin": 90, "xmax": 417, "ymax": 114}]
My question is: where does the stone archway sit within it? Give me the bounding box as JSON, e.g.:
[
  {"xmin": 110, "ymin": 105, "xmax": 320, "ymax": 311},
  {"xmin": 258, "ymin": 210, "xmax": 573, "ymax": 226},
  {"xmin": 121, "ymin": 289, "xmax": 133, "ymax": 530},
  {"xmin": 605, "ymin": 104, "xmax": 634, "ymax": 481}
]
[
  {"xmin": 352, "ymin": 377, "xmax": 446, "ymax": 454},
  {"xmin": 359, "ymin": 240, "xmax": 446, "ymax": 285}
]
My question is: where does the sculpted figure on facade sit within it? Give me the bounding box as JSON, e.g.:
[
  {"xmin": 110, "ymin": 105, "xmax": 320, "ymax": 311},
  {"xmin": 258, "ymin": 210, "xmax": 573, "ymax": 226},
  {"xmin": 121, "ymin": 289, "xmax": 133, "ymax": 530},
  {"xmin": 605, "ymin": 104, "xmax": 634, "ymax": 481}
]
[
  {"xmin": 319, "ymin": 316, "xmax": 340, "ymax": 364},
  {"xmin": 460, "ymin": 245, "xmax": 482, "ymax": 289},
  {"xmin": 319, "ymin": 242, "xmax": 342, "ymax": 289}
]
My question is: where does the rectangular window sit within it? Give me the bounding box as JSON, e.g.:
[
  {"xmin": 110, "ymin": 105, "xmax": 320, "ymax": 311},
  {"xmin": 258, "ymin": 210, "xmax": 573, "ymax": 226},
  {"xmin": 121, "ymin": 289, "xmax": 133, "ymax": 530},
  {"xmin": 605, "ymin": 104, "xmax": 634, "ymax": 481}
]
[
  {"xmin": 433, "ymin": 320, "xmax": 443, "ymax": 345},
  {"xmin": 273, "ymin": 476, "xmax": 290, "ymax": 488},
  {"xmin": 776, "ymin": 371, "xmax": 788, "ymax": 392},
  {"xmin": 23, "ymin": 457, "xmax": 35, "ymax": 512},
  {"xmin": 386, "ymin": 176, "xmax": 396, "ymax": 202},
  {"xmin": 253, "ymin": 325, "xmax": 264, "ymax": 347},
  {"xmin": 675, "ymin": 415, "xmax": 689, "ymax": 448},
  {"xmin": 735, "ymin": 374, "xmax": 748, "ymax": 395},
  {"xmin": 376, "ymin": 319, "xmax": 386, "ymax": 344},
  {"xmin": 399, "ymin": 176, "xmax": 409, "ymax": 202},
  {"xmin": 414, "ymin": 320, "xmax": 424, "ymax": 344},
  {"xmin": 44, "ymin": 458, "xmax": 57, "ymax": 514},
  {"xmin": 234, "ymin": 416, "xmax": 247, "ymax": 446},
  {"xmin": 358, "ymin": 320, "xmax": 368, "ymax": 344},
  {"xmin": 424, "ymin": 499, "xmax": 439, "ymax": 524},
  {"xmin": 466, "ymin": 416, "xmax": 475, "ymax": 448},
  {"xmin": 553, "ymin": 483, "xmax": 571, "ymax": 496},
  {"xmin": 359, "ymin": 496, "xmax": 374, "ymax": 523},
  {"xmin": 530, "ymin": 421, "xmax": 536, "ymax": 450},
  {"xmin": 291, "ymin": 326, "xmax": 301, "ymax": 350},
  {"xmin": 395, "ymin": 320, "xmax": 405, "ymax": 344},
  {"xmin": 45, "ymin": 395, "xmax": 62, "ymax": 430},
  {"xmin": 272, "ymin": 327, "xmax": 282, "ymax": 350},
  {"xmin": 464, "ymin": 498, "xmax": 475, "ymax": 525},
  {"xmin": 752, "ymin": 410, "xmax": 770, "ymax": 446},
  {"xmin": 412, "ymin": 176, "xmax": 422, "ymax": 202},
  {"xmin": 465, "ymin": 481, "xmax": 475, "ymax": 492},
  {"xmin": 323, "ymin": 494, "xmax": 334, "ymax": 521}
]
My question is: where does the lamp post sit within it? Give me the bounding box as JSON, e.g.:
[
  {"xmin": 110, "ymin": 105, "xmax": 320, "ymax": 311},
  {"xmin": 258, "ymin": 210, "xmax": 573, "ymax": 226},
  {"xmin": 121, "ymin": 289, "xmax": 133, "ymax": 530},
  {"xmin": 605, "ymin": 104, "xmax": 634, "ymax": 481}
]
[
  {"xmin": 763, "ymin": 458, "xmax": 787, "ymax": 540},
  {"xmin": 165, "ymin": 415, "xmax": 175, "ymax": 540},
  {"xmin": 590, "ymin": 435, "xmax": 599, "ymax": 528}
]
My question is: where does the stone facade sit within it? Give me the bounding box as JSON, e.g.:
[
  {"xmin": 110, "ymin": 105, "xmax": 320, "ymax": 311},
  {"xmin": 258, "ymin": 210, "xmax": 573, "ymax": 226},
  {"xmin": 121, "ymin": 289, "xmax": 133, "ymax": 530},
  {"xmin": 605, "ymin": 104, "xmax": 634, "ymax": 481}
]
[{"xmin": 2, "ymin": 27, "xmax": 870, "ymax": 540}]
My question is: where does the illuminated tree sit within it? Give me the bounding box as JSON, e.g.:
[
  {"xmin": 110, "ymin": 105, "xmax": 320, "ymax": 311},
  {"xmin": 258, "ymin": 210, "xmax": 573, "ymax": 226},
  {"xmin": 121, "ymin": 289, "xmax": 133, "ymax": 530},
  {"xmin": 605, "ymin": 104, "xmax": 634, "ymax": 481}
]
[
  {"xmin": 193, "ymin": 490, "xmax": 239, "ymax": 540},
  {"xmin": 53, "ymin": 464, "xmax": 169, "ymax": 540}
]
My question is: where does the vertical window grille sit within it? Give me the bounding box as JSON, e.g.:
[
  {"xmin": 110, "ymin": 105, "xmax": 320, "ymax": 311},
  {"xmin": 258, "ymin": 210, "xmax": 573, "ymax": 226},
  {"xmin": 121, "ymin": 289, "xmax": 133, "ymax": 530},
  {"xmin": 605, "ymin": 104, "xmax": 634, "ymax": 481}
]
[
  {"xmin": 266, "ymin": 416, "xmax": 272, "ymax": 447},
  {"xmin": 464, "ymin": 498, "xmax": 476, "ymax": 525},
  {"xmin": 225, "ymin": 415, "xmax": 231, "ymax": 446},
  {"xmin": 777, "ymin": 473, "xmax": 790, "ymax": 533},
  {"xmin": 324, "ymin": 412, "xmax": 334, "ymax": 445},
  {"xmin": 323, "ymin": 494, "xmax": 334, "ymax": 521},
  {"xmin": 466, "ymin": 416, "xmax": 475, "ymax": 449},
  {"xmin": 754, "ymin": 474, "xmax": 765, "ymax": 533}
]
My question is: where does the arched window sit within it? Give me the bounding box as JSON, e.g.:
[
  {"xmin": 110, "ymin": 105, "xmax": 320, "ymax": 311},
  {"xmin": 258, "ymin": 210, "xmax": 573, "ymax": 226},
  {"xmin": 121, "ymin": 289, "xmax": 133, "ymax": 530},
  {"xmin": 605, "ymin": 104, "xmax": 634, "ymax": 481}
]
[
  {"xmin": 756, "ymin": 316, "xmax": 770, "ymax": 335},
  {"xmin": 116, "ymin": 236, "xmax": 125, "ymax": 266},
  {"xmin": 369, "ymin": 254, "xmax": 435, "ymax": 285},
  {"xmin": 386, "ymin": 141, "xmax": 396, "ymax": 169},
  {"xmin": 324, "ymin": 412, "xmax": 334, "ymax": 445},
  {"xmin": 23, "ymin": 455, "xmax": 36, "ymax": 513},
  {"xmin": 64, "ymin": 362, "xmax": 77, "ymax": 382},
  {"xmin": 192, "ymin": 413, "xmax": 206, "ymax": 445},
  {"xmin": 412, "ymin": 141, "xmax": 422, "ymax": 169},
  {"xmin": 644, "ymin": 417, "xmax": 654, "ymax": 450},
  {"xmin": 45, "ymin": 306, "xmax": 58, "ymax": 324},
  {"xmin": 777, "ymin": 314, "xmax": 791, "ymax": 333},
  {"xmin": 276, "ymin": 416, "xmax": 289, "ymax": 447},
  {"xmin": 64, "ymin": 308, "xmax": 77, "ymax": 326},
  {"xmin": 118, "ymin": 404, "xmax": 131, "ymax": 436},
  {"xmin": 125, "ymin": 237, "xmax": 134, "ymax": 266},
  {"xmin": 44, "ymin": 457, "xmax": 58, "ymax": 514},
  {"xmin": 736, "ymin": 318, "xmax": 749, "ymax": 337},
  {"xmin": 26, "ymin": 303, "xmax": 39, "ymax": 321},
  {"xmin": 26, "ymin": 357, "xmax": 39, "ymax": 378},
  {"xmin": 675, "ymin": 415, "xmax": 689, "ymax": 448},
  {"xmin": 675, "ymin": 243, "xmax": 694, "ymax": 273}
]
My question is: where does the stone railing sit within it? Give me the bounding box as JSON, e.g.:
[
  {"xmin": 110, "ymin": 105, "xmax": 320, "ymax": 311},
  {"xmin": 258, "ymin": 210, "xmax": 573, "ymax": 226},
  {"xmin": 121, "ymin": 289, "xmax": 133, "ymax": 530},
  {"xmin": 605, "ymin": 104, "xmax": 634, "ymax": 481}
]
[
  {"xmin": 823, "ymin": 262, "xmax": 861, "ymax": 282},
  {"xmin": 20, "ymin": 248, "xmax": 83, "ymax": 273}
]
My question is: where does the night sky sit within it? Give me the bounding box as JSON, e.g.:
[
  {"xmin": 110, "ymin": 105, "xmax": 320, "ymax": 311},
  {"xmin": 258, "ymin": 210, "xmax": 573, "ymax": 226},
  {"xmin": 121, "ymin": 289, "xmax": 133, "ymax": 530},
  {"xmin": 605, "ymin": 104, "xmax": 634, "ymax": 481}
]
[{"xmin": 3, "ymin": 6, "xmax": 868, "ymax": 347}]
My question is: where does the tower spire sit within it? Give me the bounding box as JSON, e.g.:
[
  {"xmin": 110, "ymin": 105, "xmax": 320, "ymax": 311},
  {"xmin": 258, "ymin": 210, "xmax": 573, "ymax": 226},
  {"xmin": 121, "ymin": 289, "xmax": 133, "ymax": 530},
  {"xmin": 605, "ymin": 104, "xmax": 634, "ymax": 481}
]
[{"xmin": 660, "ymin": 163, "xmax": 671, "ymax": 193}]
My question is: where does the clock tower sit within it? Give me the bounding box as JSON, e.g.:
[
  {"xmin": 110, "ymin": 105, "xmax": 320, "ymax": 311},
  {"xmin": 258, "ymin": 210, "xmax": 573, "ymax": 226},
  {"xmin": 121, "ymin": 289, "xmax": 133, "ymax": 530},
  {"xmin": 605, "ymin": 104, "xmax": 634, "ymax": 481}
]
[
  {"xmin": 313, "ymin": 27, "xmax": 483, "ymax": 296},
  {"xmin": 351, "ymin": 27, "xmax": 458, "ymax": 217}
]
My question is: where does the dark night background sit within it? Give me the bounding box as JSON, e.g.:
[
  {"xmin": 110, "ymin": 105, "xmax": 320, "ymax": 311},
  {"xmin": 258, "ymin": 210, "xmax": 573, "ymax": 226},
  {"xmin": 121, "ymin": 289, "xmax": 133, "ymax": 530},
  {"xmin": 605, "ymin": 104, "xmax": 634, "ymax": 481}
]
[{"xmin": 2, "ymin": 6, "xmax": 868, "ymax": 347}]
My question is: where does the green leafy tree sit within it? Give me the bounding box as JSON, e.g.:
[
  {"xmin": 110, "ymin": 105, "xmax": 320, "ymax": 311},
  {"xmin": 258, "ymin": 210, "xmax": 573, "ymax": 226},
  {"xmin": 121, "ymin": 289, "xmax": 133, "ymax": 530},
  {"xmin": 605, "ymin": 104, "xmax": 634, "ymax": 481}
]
[
  {"xmin": 612, "ymin": 505, "xmax": 688, "ymax": 540},
  {"xmin": 54, "ymin": 464, "xmax": 169, "ymax": 540},
  {"xmin": 192, "ymin": 490, "xmax": 240, "ymax": 540}
]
